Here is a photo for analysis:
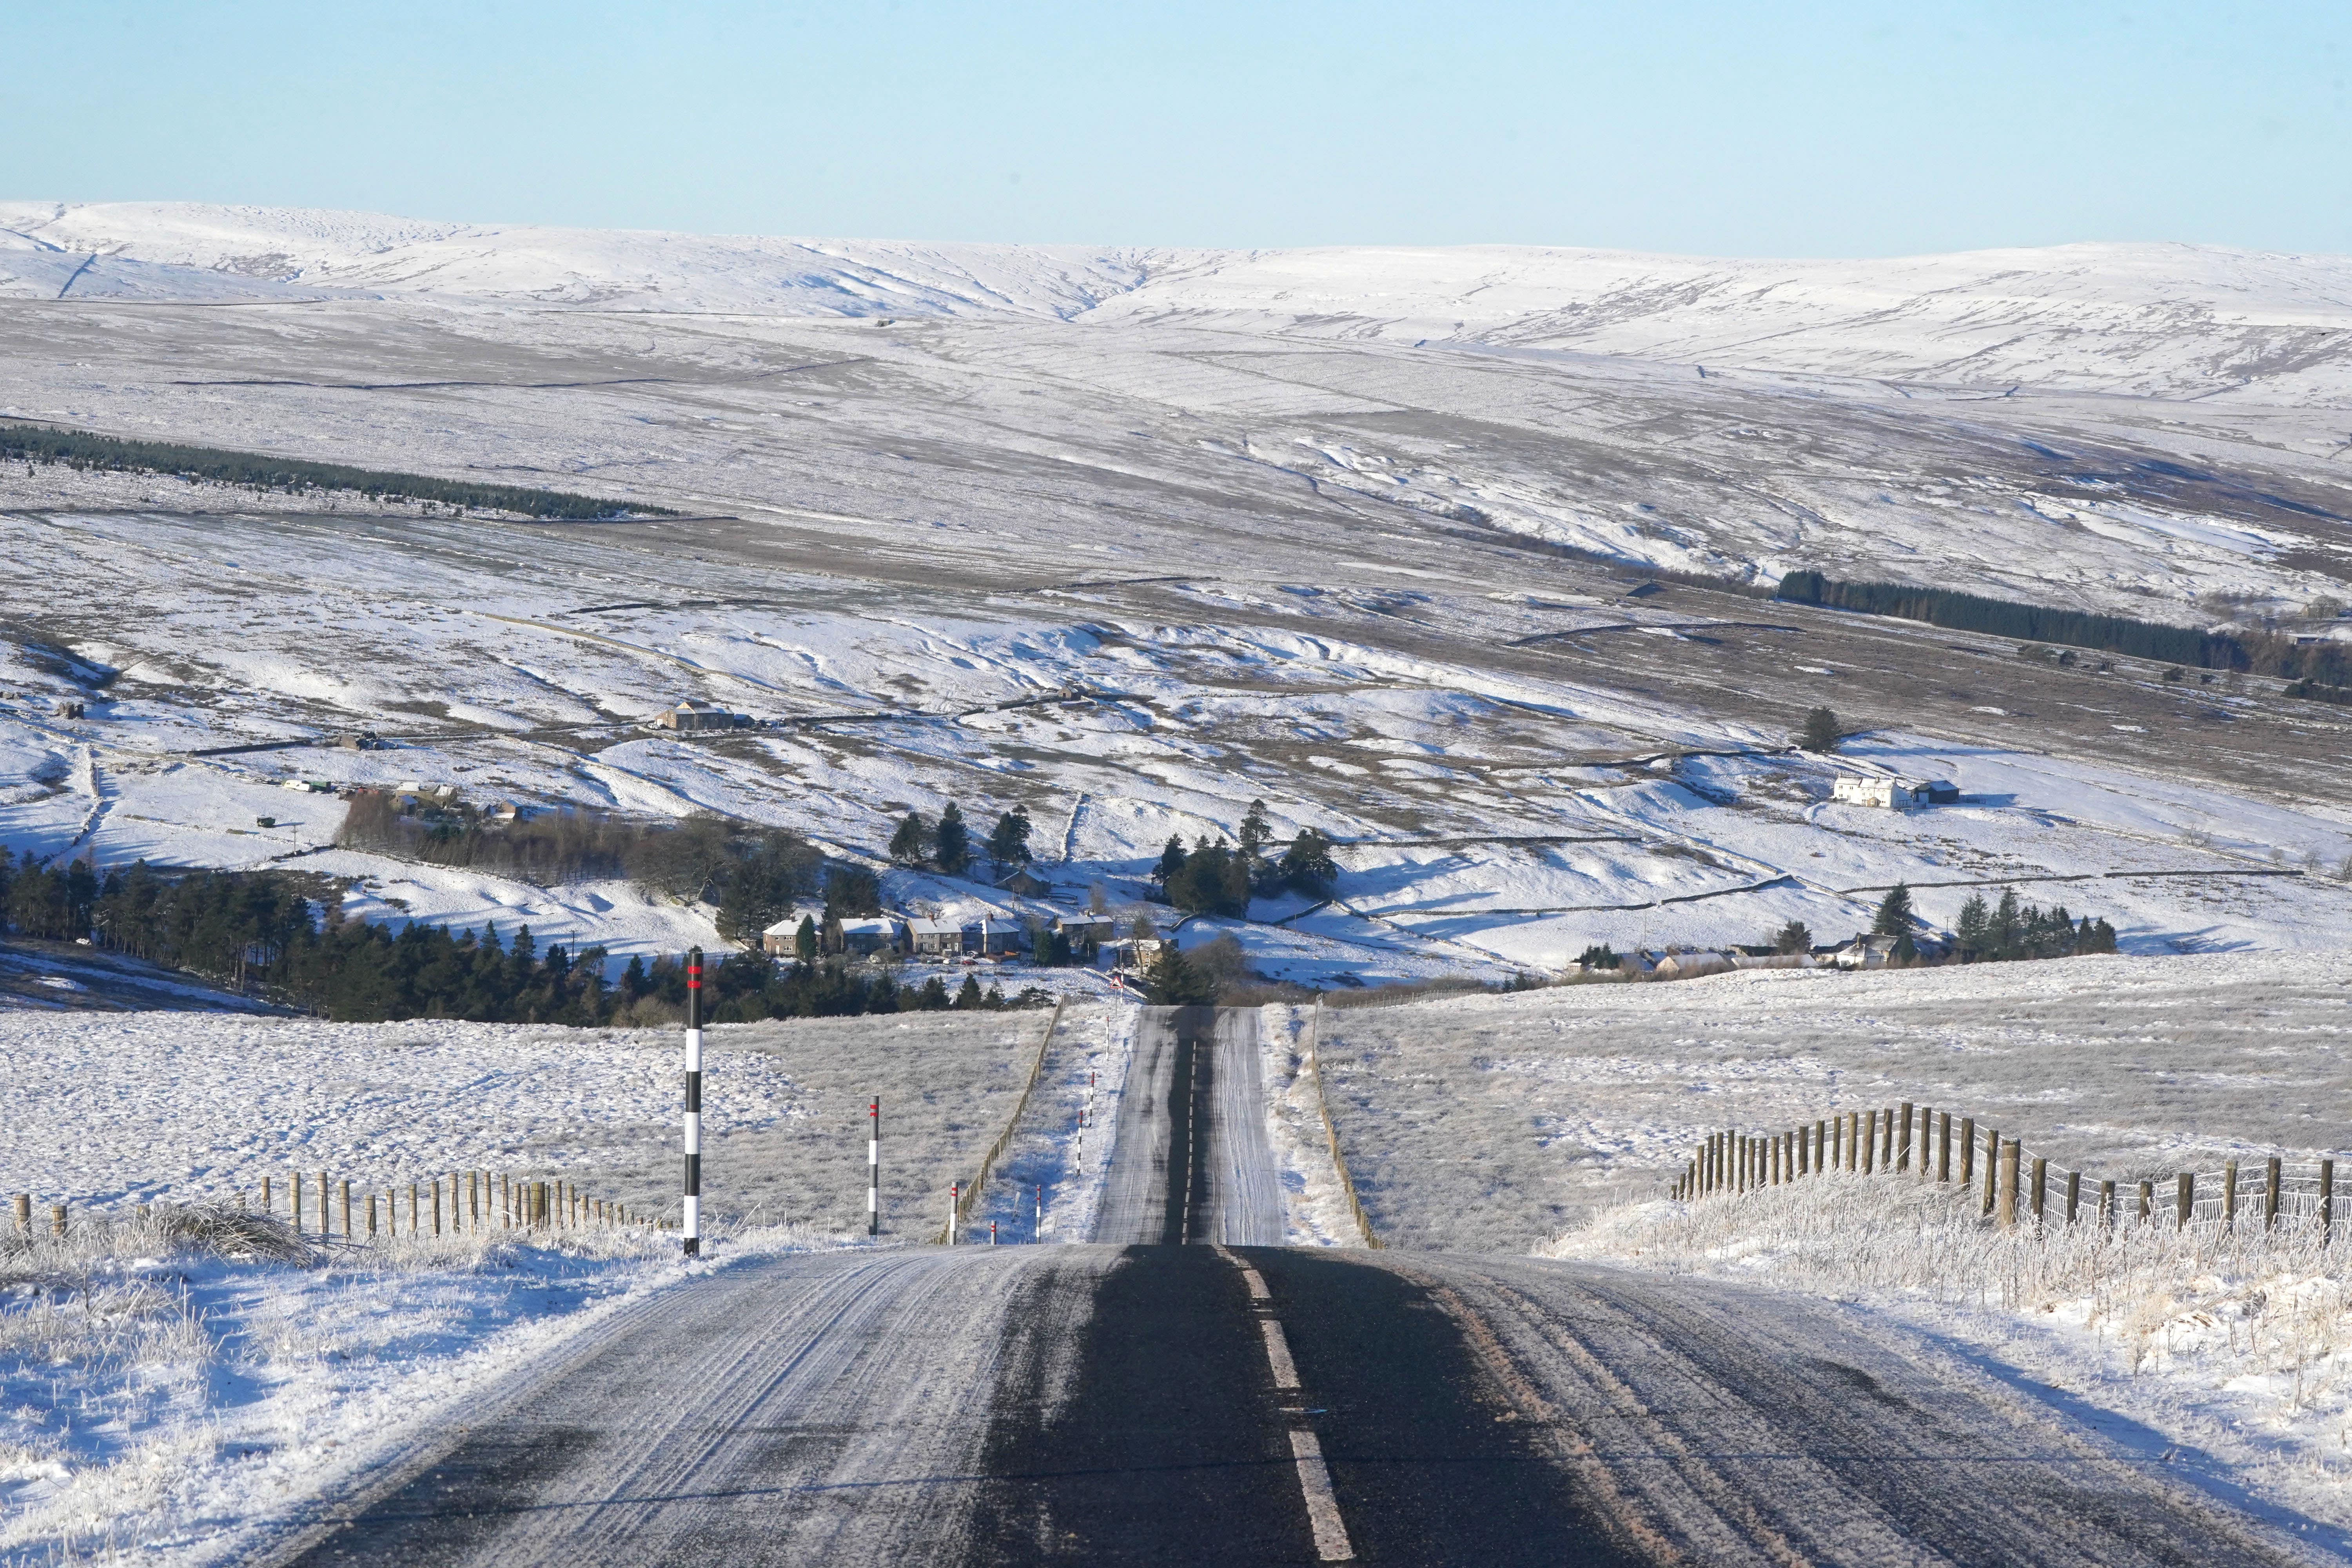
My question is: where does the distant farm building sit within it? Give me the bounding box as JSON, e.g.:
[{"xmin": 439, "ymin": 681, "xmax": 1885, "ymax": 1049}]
[
  {"xmin": 904, "ymin": 916, "xmax": 962, "ymax": 956},
  {"xmin": 962, "ymin": 918, "xmax": 1026, "ymax": 957},
  {"xmin": 1055, "ymin": 914, "xmax": 1114, "ymax": 947},
  {"xmin": 653, "ymin": 700, "xmax": 746, "ymax": 732},
  {"xmin": 838, "ymin": 917, "xmax": 902, "ymax": 957},
  {"xmin": 1832, "ymin": 776, "xmax": 1958, "ymax": 809},
  {"xmin": 995, "ymin": 867, "xmax": 1051, "ymax": 898},
  {"xmin": 329, "ymin": 730, "xmax": 384, "ymax": 750},
  {"xmin": 760, "ymin": 911, "xmax": 824, "ymax": 956}
]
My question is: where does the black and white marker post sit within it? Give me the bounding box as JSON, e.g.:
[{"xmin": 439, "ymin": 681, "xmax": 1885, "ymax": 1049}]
[
  {"xmin": 682, "ymin": 946, "xmax": 703, "ymax": 1257},
  {"xmin": 867, "ymin": 1096, "xmax": 881, "ymax": 1237}
]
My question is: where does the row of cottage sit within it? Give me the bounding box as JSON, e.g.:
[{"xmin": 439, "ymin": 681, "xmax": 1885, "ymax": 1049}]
[
  {"xmin": 1604, "ymin": 934, "xmax": 1925, "ymax": 979},
  {"xmin": 759, "ymin": 910, "xmax": 1143, "ymax": 961}
]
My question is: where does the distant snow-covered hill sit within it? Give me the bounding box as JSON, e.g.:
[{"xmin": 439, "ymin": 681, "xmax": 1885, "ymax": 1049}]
[
  {"xmin": 5, "ymin": 201, "xmax": 2350, "ymax": 401},
  {"xmin": 0, "ymin": 201, "xmax": 1174, "ymax": 319}
]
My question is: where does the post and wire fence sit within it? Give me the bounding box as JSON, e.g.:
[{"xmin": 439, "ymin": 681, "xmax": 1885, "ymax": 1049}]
[
  {"xmin": 9, "ymin": 1167, "xmax": 683, "ymax": 1252},
  {"xmin": 1671, "ymin": 1099, "xmax": 2341, "ymax": 1240}
]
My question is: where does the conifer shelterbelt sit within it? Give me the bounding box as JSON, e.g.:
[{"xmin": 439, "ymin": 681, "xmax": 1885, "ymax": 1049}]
[
  {"xmin": 0, "ymin": 420, "xmax": 672, "ymax": 520},
  {"xmin": 1951, "ymin": 887, "xmax": 2119, "ymax": 963},
  {"xmin": 4, "ymin": 855, "xmax": 1053, "ymax": 1024}
]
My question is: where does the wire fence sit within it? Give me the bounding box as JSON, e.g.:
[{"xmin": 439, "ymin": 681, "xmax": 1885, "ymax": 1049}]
[
  {"xmin": 1673, "ymin": 1101, "xmax": 2341, "ymax": 1239},
  {"xmin": 1302, "ymin": 1001, "xmax": 1381, "ymax": 1249},
  {"xmin": 936, "ymin": 996, "xmax": 1065, "ymax": 1243},
  {"xmin": 8, "ymin": 1166, "xmax": 674, "ymax": 1254}
]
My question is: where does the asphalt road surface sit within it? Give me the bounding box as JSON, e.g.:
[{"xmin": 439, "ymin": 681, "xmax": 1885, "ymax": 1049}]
[{"xmin": 258, "ymin": 1008, "xmax": 2333, "ymax": 1566}]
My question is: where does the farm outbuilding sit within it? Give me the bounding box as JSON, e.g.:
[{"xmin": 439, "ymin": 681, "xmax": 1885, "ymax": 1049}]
[
  {"xmin": 653, "ymin": 700, "xmax": 745, "ymax": 732},
  {"xmin": 1831, "ymin": 775, "xmax": 1958, "ymax": 809}
]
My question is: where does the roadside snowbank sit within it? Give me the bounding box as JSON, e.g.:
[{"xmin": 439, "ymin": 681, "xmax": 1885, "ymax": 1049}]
[
  {"xmin": 0, "ymin": 1208, "xmax": 847, "ymax": 1567},
  {"xmin": 1256, "ymin": 1004, "xmax": 1364, "ymax": 1247}
]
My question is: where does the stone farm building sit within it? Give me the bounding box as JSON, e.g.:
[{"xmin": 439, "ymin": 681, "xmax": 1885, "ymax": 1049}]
[{"xmin": 654, "ymin": 700, "xmax": 746, "ymax": 732}]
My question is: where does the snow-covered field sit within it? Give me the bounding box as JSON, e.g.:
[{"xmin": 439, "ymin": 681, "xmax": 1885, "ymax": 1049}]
[
  {"xmin": 1314, "ymin": 949, "xmax": 2352, "ymax": 1253},
  {"xmin": 0, "ymin": 1001, "xmax": 1110, "ymax": 1564},
  {"xmin": 0, "ymin": 1005, "xmax": 1097, "ymax": 1233}
]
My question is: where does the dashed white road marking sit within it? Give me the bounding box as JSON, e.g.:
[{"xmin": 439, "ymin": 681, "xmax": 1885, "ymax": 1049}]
[
  {"xmin": 1289, "ymin": 1427, "xmax": 1355, "ymax": 1563},
  {"xmin": 1215, "ymin": 1245, "xmax": 1355, "ymax": 1562},
  {"xmin": 1261, "ymin": 1318, "xmax": 1301, "ymax": 1390}
]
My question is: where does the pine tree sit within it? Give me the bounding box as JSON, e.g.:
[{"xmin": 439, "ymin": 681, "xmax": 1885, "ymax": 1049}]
[
  {"xmin": 1277, "ymin": 828, "xmax": 1339, "ymax": 897},
  {"xmin": 1800, "ymin": 706, "xmax": 1842, "ymax": 753},
  {"xmin": 1871, "ymin": 882, "xmax": 1914, "ymax": 936},
  {"xmin": 987, "ymin": 805, "xmax": 1033, "ymax": 868},
  {"xmin": 888, "ymin": 812, "xmax": 930, "ymax": 866},
  {"xmin": 794, "ymin": 915, "xmax": 817, "ymax": 964},
  {"xmin": 953, "ymin": 974, "xmax": 984, "ymax": 1009},
  {"xmin": 1150, "ymin": 835, "xmax": 1186, "ymax": 888},
  {"xmin": 1771, "ymin": 918, "xmax": 1812, "ymax": 955},
  {"xmin": 1954, "ymin": 893, "xmax": 1991, "ymax": 959},
  {"xmin": 1142, "ymin": 942, "xmax": 1217, "ymax": 1005},
  {"xmin": 934, "ymin": 803, "xmax": 970, "ymax": 875},
  {"xmin": 1991, "ymin": 887, "xmax": 2022, "ymax": 958},
  {"xmin": 1238, "ymin": 800, "xmax": 1274, "ymax": 870}
]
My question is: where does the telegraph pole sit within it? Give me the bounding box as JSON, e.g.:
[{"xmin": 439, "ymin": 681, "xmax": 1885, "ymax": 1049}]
[
  {"xmin": 868, "ymin": 1096, "xmax": 881, "ymax": 1237},
  {"xmin": 683, "ymin": 946, "xmax": 703, "ymax": 1257}
]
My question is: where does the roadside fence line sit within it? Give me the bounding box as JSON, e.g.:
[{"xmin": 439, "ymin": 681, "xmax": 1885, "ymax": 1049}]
[
  {"xmin": 9, "ymin": 1169, "xmax": 680, "ymax": 1251},
  {"xmin": 1302, "ymin": 1000, "xmax": 1381, "ymax": 1249},
  {"xmin": 936, "ymin": 996, "xmax": 1067, "ymax": 1244},
  {"xmin": 1670, "ymin": 1101, "xmax": 2339, "ymax": 1240}
]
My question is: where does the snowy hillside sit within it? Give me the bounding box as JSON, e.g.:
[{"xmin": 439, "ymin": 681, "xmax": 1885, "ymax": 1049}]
[
  {"xmin": 0, "ymin": 201, "xmax": 1176, "ymax": 316},
  {"xmin": 8, "ymin": 202, "xmax": 2352, "ymax": 402},
  {"xmin": 4, "ymin": 200, "xmax": 2352, "ymax": 985}
]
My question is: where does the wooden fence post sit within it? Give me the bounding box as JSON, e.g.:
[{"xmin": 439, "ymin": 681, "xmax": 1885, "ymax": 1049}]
[
  {"xmin": 1938, "ymin": 1112, "xmax": 1952, "ymax": 1183},
  {"xmin": 2000, "ymin": 1142, "xmax": 2021, "ymax": 1226},
  {"xmin": 367, "ymin": 1192, "xmax": 377, "ymax": 1239},
  {"xmin": 1815, "ymin": 1119, "xmax": 1828, "ymax": 1175},
  {"xmin": 2176, "ymin": 1172, "xmax": 2193, "ymax": 1231},
  {"xmin": 2100, "ymin": 1178, "xmax": 2115, "ymax": 1227},
  {"xmin": 2266, "ymin": 1157, "xmax": 2281, "ymax": 1230},
  {"xmin": 2030, "ymin": 1156, "xmax": 2047, "ymax": 1226},
  {"xmin": 1898, "ymin": 1103, "xmax": 1914, "ymax": 1172},
  {"xmin": 262, "ymin": 1174, "xmax": 271, "ymax": 1217},
  {"xmin": 292, "ymin": 1172, "xmax": 303, "ymax": 1238},
  {"xmin": 341, "ymin": 1180, "xmax": 352, "ymax": 1240},
  {"xmin": 2065, "ymin": 1169, "xmax": 2080, "ymax": 1225},
  {"xmin": 2223, "ymin": 1160, "xmax": 2238, "ymax": 1225},
  {"xmin": 2323, "ymin": 1160, "xmax": 2336, "ymax": 1247},
  {"xmin": 2138, "ymin": 1179, "xmax": 2153, "ymax": 1225},
  {"xmin": 12, "ymin": 1194, "xmax": 27, "ymax": 1236},
  {"xmin": 410, "ymin": 1181, "xmax": 420, "ymax": 1235},
  {"xmin": 50, "ymin": 1203, "xmax": 67, "ymax": 1238},
  {"xmin": 1862, "ymin": 1111, "xmax": 1877, "ymax": 1175},
  {"xmin": 1959, "ymin": 1118, "xmax": 1976, "ymax": 1187},
  {"xmin": 1982, "ymin": 1132, "xmax": 1999, "ymax": 1216}
]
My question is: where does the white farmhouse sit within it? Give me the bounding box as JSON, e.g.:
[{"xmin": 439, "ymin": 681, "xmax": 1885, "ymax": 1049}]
[{"xmin": 1832, "ymin": 776, "xmax": 1959, "ymax": 809}]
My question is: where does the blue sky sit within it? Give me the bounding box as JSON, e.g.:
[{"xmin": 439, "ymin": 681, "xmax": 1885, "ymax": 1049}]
[{"xmin": 16, "ymin": 1, "xmax": 2349, "ymax": 255}]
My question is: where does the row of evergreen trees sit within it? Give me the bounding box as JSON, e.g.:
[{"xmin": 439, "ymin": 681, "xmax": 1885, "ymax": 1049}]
[
  {"xmin": 1149, "ymin": 801, "xmax": 1339, "ymax": 916},
  {"xmin": 886, "ymin": 801, "xmax": 1033, "ymax": 876},
  {"xmin": 1866, "ymin": 882, "xmax": 2119, "ymax": 964},
  {"xmin": 1777, "ymin": 569, "xmax": 2352, "ymax": 688},
  {"xmin": 2, "ymin": 855, "xmax": 1043, "ymax": 1024},
  {"xmin": 1, "ymin": 421, "xmax": 664, "ymax": 520}
]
